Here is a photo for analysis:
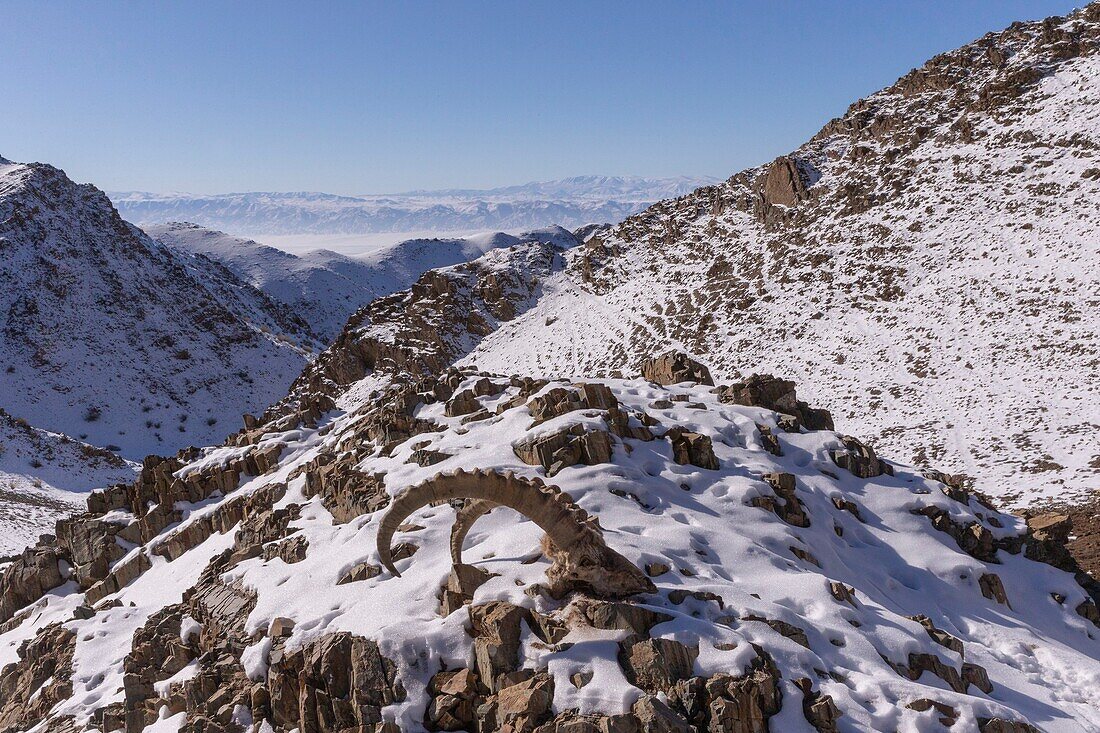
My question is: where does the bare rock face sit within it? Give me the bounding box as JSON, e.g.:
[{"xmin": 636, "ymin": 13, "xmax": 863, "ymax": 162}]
[
  {"xmin": 120, "ymin": 605, "xmax": 198, "ymax": 731},
  {"xmin": 479, "ymin": 672, "xmax": 555, "ymax": 733},
  {"xmin": 469, "ymin": 602, "xmax": 538, "ymax": 694},
  {"xmin": 301, "ymin": 451, "xmax": 390, "ymax": 523},
  {"xmin": 573, "ymin": 600, "xmax": 673, "ymax": 636},
  {"xmin": 528, "ymin": 385, "xmax": 615, "ymax": 424},
  {"xmin": 754, "ymin": 155, "xmax": 817, "ymax": 225},
  {"xmin": 266, "ymin": 632, "xmax": 405, "ymax": 732},
  {"xmin": 426, "ymin": 668, "xmax": 483, "ymax": 731},
  {"xmin": 0, "ymin": 623, "xmax": 76, "ymax": 731},
  {"xmin": 640, "ymin": 351, "xmax": 714, "ymax": 386},
  {"xmin": 0, "ymin": 545, "xmax": 64, "ymax": 625},
  {"xmin": 618, "ymin": 637, "xmax": 699, "ymax": 694},
  {"xmin": 665, "ymin": 427, "xmax": 720, "ymax": 470},
  {"xmin": 439, "ymin": 563, "xmax": 494, "ymax": 616},
  {"xmin": 666, "ymin": 649, "xmax": 783, "ymax": 733},
  {"xmin": 513, "ymin": 425, "xmax": 614, "ymax": 475},
  {"xmin": 796, "ymin": 678, "xmax": 842, "ymax": 733}
]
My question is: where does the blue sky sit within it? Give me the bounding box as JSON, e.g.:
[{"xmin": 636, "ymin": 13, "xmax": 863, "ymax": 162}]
[{"xmin": 0, "ymin": 1, "xmax": 1081, "ymax": 195}]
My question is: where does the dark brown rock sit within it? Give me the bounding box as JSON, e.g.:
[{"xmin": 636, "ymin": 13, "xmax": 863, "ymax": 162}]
[
  {"xmin": 665, "ymin": 427, "xmax": 719, "ymax": 470},
  {"xmin": 830, "ymin": 436, "xmax": 893, "ymax": 479},
  {"xmin": 716, "ymin": 375, "xmax": 833, "ymax": 431},
  {"xmin": 619, "ymin": 637, "xmax": 699, "ymax": 694}
]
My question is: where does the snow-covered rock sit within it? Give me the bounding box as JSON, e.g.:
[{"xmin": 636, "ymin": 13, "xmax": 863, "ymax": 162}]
[
  {"xmin": 0, "ymin": 409, "xmax": 137, "ymax": 558},
  {"xmin": 0, "ymin": 367, "xmax": 1096, "ymax": 731}
]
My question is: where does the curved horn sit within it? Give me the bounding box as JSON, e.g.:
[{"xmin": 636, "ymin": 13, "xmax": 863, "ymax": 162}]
[
  {"xmin": 377, "ymin": 469, "xmax": 595, "ymax": 576},
  {"xmin": 450, "ymin": 498, "xmax": 498, "ymax": 565}
]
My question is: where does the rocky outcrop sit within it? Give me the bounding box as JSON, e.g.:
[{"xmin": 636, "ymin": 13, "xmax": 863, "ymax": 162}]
[
  {"xmin": 640, "ymin": 351, "xmax": 714, "ymax": 386},
  {"xmin": 665, "ymin": 428, "xmax": 719, "ymax": 470},
  {"xmin": 266, "ymin": 633, "xmax": 405, "ymax": 731},
  {"xmin": 513, "ymin": 425, "xmax": 614, "ymax": 475},
  {"xmin": 830, "ymin": 436, "xmax": 893, "ymax": 479},
  {"xmin": 715, "ymin": 376, "xmax": 833, "ymax": 432},
  {"xmin": 0, "ymin": 545, "xmax": 64, "ymax": 625},
  {"xmin": 749, "ymin": 473, "xmax": 810, "ymax": 528},
  {"xmin": 0, "ymin": 623, "xmax": 76, "ymax": 732},
  {"xmin": 666, "ymin": 649, "xmax": 783, "ymax": 733}
]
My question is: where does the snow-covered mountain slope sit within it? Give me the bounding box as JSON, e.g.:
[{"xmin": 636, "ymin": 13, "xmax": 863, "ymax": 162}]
[
  {"xmin": 146, "ymin": 223, "xmax": 581, "ymax": 342},
  {"xmin": 0, "ymin": 409, "xmax": 137, "ymax": 558},
  {"xmin": 296, "ymin": 6, "xmax": 1100, "ymax": 507},
  {"xmin": 0, "ymin": 158, "xmax": 315, "ymax": 460},
  {"xmin": 1, "ymin": 360, "xmax": 1097, "ymax": 731},
  {"xmin": 110, "ymin": 176, "xmax": 719, "ymax": 236}
]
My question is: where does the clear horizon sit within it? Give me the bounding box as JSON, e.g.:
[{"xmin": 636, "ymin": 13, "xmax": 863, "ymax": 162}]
[{"xmin": 0, "ymin": 1, "xmax": 1083, "ymax": 196}]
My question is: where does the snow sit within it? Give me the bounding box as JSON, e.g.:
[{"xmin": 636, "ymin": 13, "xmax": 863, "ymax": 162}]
[
  {"xmin": 0, "ymin": 411, "xmax": 137, "ymax": 556},
  {"xmin": 0, "ymin": 160, "xmax": 313, "ymax": 462},
  {"xmin": 2, "ymin": 374, "xmax": 1097, "ymax": 728}
]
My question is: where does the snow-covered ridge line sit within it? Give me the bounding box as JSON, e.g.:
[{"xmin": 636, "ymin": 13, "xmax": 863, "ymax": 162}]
[{"xmin": 455, "ymin": 3, "xmax": 1100, "ymax": 505}]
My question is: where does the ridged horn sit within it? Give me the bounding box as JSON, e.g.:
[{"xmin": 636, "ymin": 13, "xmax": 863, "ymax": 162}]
[
  {"xmin": 377, "ymin": 468, "xmax": 594, "ymax": 576},
  {"xmin": 450, "ymin": 498, "xmax": 498, "ymax": 565}
]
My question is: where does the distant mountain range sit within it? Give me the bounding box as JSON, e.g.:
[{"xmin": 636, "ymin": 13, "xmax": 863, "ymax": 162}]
[{"xmin": 109, "ymin": 175, "xmax": 720, "ymax": 235}]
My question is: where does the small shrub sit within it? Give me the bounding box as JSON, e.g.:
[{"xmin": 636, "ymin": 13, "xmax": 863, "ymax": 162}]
[{"xmin": 83, "ymin": 406, "xmax": 102, "ymax": 422}]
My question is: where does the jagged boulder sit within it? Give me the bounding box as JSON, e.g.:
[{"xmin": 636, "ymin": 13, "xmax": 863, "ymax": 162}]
[
  {"xmin": 716, "ymin": 375, "xmax": 833, "ymax": 431},
  {"xmin": 830, "ymin": 436, "xmax": 893, "ymax": 479},
  {"xmin": 266, "ymin": 632, "xmax": 405, "ymax": 732},
  {"xmin": 665, "ymin": 427, "xmax": 719, "ymax": 470},
  {"xmin": 426, "ymin": 668, "xmax": 483, "ymax": 731},
  {"xmin": 513, "ymin": 425, "xmax": 613, "ymax": 475},
  {"xmin": 640, "ymin": 351, "xmax": 714, "ymax": 386},
  {"xmin": 619, "ymin": 637, "xmax": 699, "ymax": 694},
  {"xmin": 478, "ymin": 672, "xmax": 555, "ymax": 733},
  {"xmin": 667, "ymin": 649, "xmax": 782, "ymax": 733}
]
